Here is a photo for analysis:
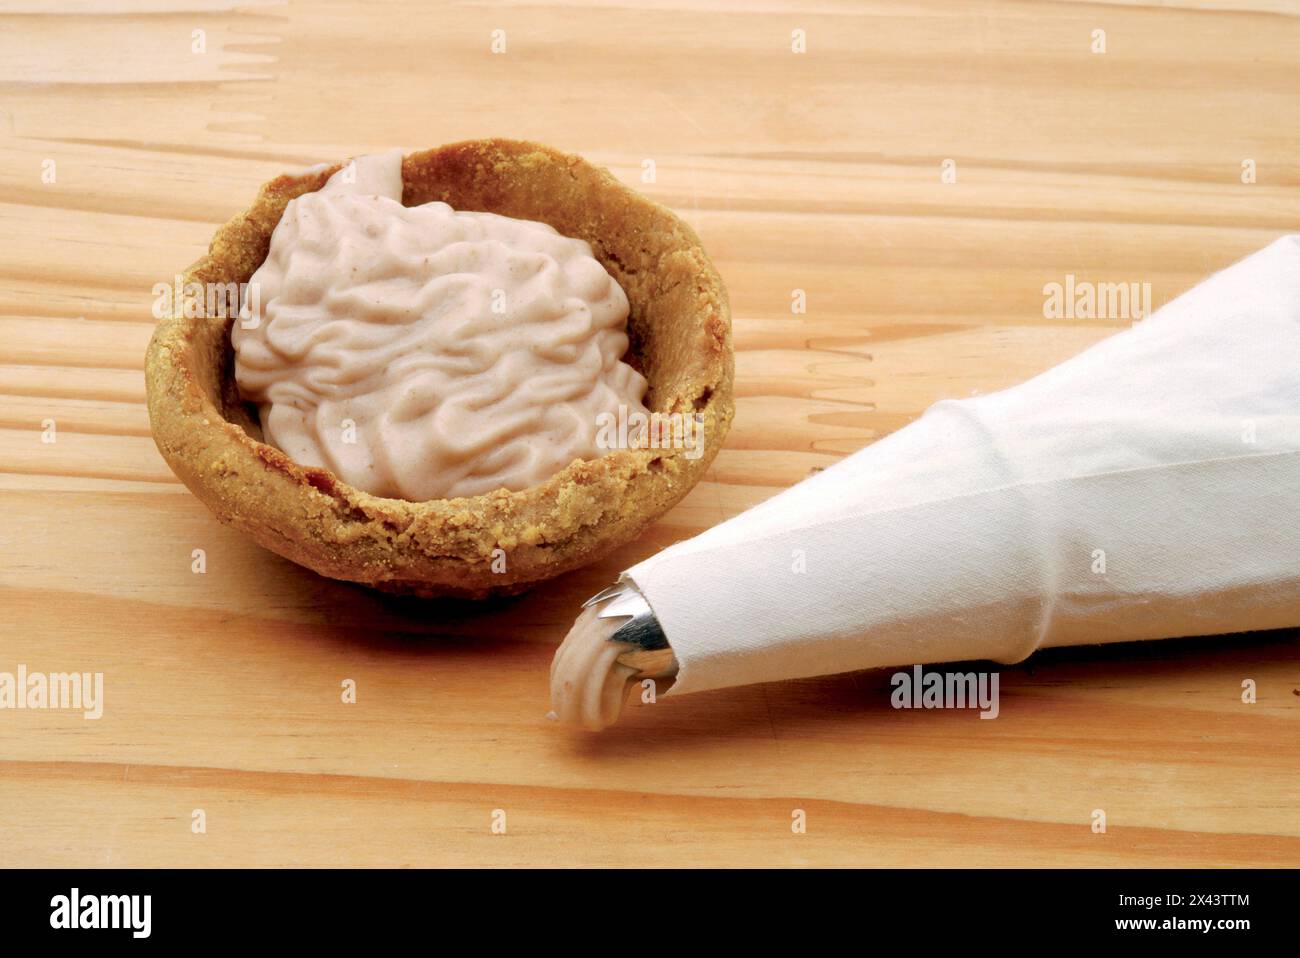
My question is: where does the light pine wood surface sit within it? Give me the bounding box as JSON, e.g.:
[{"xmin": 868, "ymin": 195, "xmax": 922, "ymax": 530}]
[{"xmin": 1, "ymin": 0, "xmax": 1298, "ymax": 868}]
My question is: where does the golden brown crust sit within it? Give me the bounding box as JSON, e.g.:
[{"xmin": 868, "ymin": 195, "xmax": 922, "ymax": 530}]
[{"xmin": 144, "ymin": 140, "xmax": 734, "ymax": 598}]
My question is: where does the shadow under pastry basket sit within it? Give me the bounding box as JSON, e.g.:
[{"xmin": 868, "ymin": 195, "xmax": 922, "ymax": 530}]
[{"xmin": 144, "ymin": 139, "xmax": 734, "ymax": 599}]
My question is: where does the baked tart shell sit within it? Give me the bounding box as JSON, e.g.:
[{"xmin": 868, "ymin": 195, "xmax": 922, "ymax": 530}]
[{"xmin": 144, "ymin": 140, "xmax": 734, "ymax": 599}]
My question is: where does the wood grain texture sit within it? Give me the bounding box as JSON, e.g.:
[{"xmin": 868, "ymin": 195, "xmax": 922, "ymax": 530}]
[{"xmin": 1, "ymin": 0, "xmax": 1298, "ymax": 868}]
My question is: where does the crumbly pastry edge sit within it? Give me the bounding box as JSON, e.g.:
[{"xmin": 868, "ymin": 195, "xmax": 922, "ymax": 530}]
[{"xmin": 144, "ymin": 139, "xmax": 735, "ymax": 599}]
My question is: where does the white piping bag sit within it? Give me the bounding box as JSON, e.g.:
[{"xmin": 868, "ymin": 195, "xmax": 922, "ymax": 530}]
[{"xmin": 550, "ymin": 236, "xmax": 1300, "ymax": 730}]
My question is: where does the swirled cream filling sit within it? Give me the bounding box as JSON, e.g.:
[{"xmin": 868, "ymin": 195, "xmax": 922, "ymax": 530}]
[{"xmin": 233, "ymin": 151, "xmax": 649, "ymax": 501}]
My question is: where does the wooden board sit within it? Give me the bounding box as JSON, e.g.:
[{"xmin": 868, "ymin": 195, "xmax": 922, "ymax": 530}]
[{"xmin": 2, "ymin": 0, "xmax": 1298, "ymax": 868}]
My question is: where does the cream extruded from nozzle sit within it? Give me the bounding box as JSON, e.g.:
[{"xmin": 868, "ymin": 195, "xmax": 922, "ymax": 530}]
[
  {"xmin": 549, "ymin": 606, "xmax": 643, "ymax": 731},
  {"xmin": 551, "ymin": 235, "xmax": 1300, "ymax": 730},
  {"xmin": 232, "ymin": 151, "xmax": 649, "ymax": 502}
]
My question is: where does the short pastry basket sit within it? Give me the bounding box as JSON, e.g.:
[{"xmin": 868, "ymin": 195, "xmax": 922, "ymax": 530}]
[{"xmin": 144, "ymin": 139, "xmax": 734, "ymax": 598}]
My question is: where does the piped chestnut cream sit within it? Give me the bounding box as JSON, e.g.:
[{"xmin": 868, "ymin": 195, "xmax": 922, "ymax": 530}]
[{"xmin": 233, "ymin": 151, "xmax": 650, "ymax": 501}]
